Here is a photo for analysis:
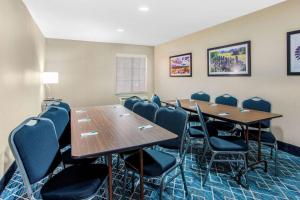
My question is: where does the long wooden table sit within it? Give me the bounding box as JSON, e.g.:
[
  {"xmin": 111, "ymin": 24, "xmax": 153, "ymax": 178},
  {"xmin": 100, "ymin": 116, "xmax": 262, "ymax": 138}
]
[
  {"xmin": 164, "ymin": 99, "xmax": 282, "ymax": 183},
  {"xmin": 71, "ymin": 105, "xmax": 177, "ymax": 200}
]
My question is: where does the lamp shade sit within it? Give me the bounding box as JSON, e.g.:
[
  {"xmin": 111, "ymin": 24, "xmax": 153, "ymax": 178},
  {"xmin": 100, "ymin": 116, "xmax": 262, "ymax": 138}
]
[{"xmin": 42, "ymin": 72, "xmax": 59, "ymax": 84}]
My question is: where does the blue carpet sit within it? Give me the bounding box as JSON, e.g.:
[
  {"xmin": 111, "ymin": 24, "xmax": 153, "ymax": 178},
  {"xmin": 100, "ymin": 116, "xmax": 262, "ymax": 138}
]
[{"xmin": 1, "ymin": 142, "xmax": 300, "ymax": 200}]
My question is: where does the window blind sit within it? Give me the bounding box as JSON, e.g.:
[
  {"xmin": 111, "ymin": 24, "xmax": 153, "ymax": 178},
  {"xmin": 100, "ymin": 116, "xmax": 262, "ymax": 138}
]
[{"xmin": 116, "ymin": 55, "xmax": 147, "ymax": 94}]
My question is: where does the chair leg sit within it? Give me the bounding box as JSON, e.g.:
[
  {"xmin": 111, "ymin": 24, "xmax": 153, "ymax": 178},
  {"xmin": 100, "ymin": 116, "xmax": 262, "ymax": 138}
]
[
  {"xmin": 202, "ymin": 153, "xmax": 216, "ymax": 186},
  {"xmin": 122, "ymin": 169, "xmax": 128, "ymax": 199},
  {"xmin": 131, "ymin": 172, "xmax": 135, "ymax": 192},
  {"xmin": 274, "ymin": 143, "xmax": 278, "ymax": 176},
  {"xmin": 180, "ymin": 164, "xmax": 188, "ymax": 196},
  {"xmin": 200, "ymin": 142, "xmax": 208, "ymax": 164},
  {"xmin": 159, "ymin": 173, "xmax": 168, "ymax": 200},
  {"xmin": 242, "ymin": 153, "xmax": 249, "ymax": 187}
]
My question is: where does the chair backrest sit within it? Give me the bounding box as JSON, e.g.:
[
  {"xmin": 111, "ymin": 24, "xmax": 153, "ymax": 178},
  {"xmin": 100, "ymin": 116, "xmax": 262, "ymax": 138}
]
[
  {"xmin": 9, "ymin": 118, "xmax": 61, "ymax": 187},
  {"xmin": 215, "ymin": 94, "xmax": 238, "ymax": 107},
  {"xmin": 132, "ymin": 101, "xmax": 159, "ymax": 122},
  {"xmin": 191, "ymin": 92, "xmax": 210, "ymax": 102},
  {"xmin": 124, "ymin": 96, "xmax": 142, "ymax": 110},
  {"xmin": 242, "ymin": 97, "xmax": 271, "ymax": 128},
  {"xmin": 151, "ymin": 94, "xmax": 162, "ymax": 107},
  {"xmin": 155, "ymin": 107, "xmax": 188, "ymax": 154},
  {"xmin": 51, "ymin": 101, "xmax": 71, "ymax": 113},
  {"xmin": 39, "ymin": 106, "xmax": 69, "ymax": 139}
]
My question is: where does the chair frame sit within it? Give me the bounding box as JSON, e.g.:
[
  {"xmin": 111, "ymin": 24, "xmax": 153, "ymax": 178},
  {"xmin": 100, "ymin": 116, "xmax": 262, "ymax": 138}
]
[
  {"xmin": 122, "ymin": 107, "xmax": 189, "ymax": 200},
  {"xmin": 9, "ymin": 117, "xmax": 108, "ymax": 200},
  {"xmin": 243, "ymin": 97, "xmax": 278, "ymax": 176},
  {"xmin": 194, "ymin": 105, "xmax": 249, "ymax": 187}
]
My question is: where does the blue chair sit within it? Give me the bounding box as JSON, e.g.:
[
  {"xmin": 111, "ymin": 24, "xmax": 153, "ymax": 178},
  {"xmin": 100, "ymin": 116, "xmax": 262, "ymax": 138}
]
[
  {"xmin": 40, "ymin": 106, "xmax": 96, "ymax": 165},
  {"xmin": 207, "ymin": 94, "xmax": 238, "ymax": 134},
  {"xmin": 124, "ymin": 96, "xmax": 142, "ymax": 110},
  {"xmin": 117, "ymin": 101, "xmax": 159, "ymax": 168},
  {"xmin": 196, "ymin": 104, "xmax": 249, "ymax": 187},
  {"xmin": 191, "ymin": 91, "xmax": 210, "ymax": 102},
  {"xmin": 151, "ymin": 94, "xmax": 162, "ymax": 107},
  {"xmin": 123, "ymin": 107, "xmax": 189, "ymax": 200},
  {"xmin": 9, "ymin": 117, "xmax": 108, "ymax": 200},
  {"xmin": 190, "ymin": 92, "xmax": 210, "ymax": 123},
  {"xmin": 133, "ymin": 101, "xmax": 159, "ymax": 122},
  {"xmin": 243, "ymin": 97, "xmax": 278, "ymax": 176},
  {"xmin": 47, "ymin": 101, "xmax": 71, "ymax": 148}
]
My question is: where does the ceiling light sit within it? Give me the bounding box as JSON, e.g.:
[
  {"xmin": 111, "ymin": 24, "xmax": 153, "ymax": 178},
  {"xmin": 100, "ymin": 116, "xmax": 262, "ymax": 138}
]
[
  {"xmin": 138, "ymin": 6, "xmax": 149, "ymax": 12},
  {"xmin": 116, "ymin": 28, "xmax": 124, "ymax": 32}
]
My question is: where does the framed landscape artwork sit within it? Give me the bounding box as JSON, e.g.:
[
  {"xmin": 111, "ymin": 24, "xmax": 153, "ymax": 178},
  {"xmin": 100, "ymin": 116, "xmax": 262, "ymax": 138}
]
[
  {"xmin": 207, "ymin": 41, "xmax": 251, "ymax": 76},
  {"xmin": 287, "ymin": 30, "xmax": 300, "ymax": 75},
  {"xmin": 169, "ymin": 53, "xmax": 192, "ymax": 77}
]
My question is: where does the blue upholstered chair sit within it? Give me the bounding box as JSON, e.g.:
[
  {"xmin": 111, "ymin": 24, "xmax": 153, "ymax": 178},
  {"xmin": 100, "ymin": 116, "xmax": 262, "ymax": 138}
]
[
  {"xmin": 151, "ymin": 94, "xmax": 162, "ymax": 107},
  {"xmin": 190, "ymin": 92, "xmax": 210, "ymax": 123},
  {"xmin": 40, "ymin": 106, "xmax": 96, "ymax": 165},
  {"xmin": 47, "ymin": 101, "xmax": 71, "ymax": 148},
  {"xmin": 9, "ymin": 117, "xmax": 108, "ymax": 200},
  {"xmin": 124, "ymin": 96, "xmax": 142, "ymax": 110},
  {"xmin": 117, "ymin": 101, "xmax": 159, "ymax": 169},
  {"xmin": 132, "ymin": 101, "xmax": 159, "ymax": 122},
  {"xmin": 207, "ymin": 94, "xmax": 238, "ymax": 134},
  {"xmin": 123, "ymin": 107, "xmax": 189, "ymax": 199},
  {"xmin": 196, "ymin": 104, "xmax": 249, "ymax": 187},
  {"xmin": 191, "ymin": 92, "xmax": 210, "ymax": 102},
  {"xmin": 242, "ymin": 97, "xmax": 278, "ymax": 176}
]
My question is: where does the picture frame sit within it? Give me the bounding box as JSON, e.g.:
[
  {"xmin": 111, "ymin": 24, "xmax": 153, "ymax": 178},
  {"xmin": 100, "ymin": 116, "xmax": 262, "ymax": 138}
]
[
  {"xmin": 207, "ymin": 41, "xmax": 251, "ymax": 76},
  {"xmin": 169, "ymin": 53, "xmax": 192, "ymax": 77},
  {"xmin": 287, "ymin": 30, "xmax": 300, "ymax": 75}
]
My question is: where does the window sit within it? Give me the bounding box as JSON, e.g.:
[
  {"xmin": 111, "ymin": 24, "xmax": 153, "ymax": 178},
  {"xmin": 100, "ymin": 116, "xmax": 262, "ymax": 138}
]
[{"xmin": 116, "ymin": 54, "xmax": 147, "ymax": 94}]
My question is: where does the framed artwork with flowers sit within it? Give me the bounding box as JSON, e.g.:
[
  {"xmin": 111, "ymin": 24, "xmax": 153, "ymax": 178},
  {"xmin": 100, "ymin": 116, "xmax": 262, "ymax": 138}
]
[{"xmin": 287, "ymin": 30, "xmax": 300, "ymax": 75}]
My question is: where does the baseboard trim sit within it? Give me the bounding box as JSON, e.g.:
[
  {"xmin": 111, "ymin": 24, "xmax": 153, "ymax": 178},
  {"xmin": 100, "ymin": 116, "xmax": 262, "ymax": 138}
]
[
  {"xmin": 0, "ymin": 161, "xmax": 17, "ymax": 193},
  {"xmin": 278, "ymin": 141, "xmax": 300, "ymax": 157}
]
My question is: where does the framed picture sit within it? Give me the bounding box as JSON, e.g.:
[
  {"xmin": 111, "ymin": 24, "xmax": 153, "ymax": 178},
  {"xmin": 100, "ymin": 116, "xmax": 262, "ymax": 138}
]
[
  {"xmin": 287, "ymin": 30, "xmax": 300, "ymax": 75},
  {"xmin": 207, "ymin": 41, "xmax": 251, "ymax": 76},
  {"xmin": 169, "ymin": 53, "xmax": 192, "ymax": 77}
]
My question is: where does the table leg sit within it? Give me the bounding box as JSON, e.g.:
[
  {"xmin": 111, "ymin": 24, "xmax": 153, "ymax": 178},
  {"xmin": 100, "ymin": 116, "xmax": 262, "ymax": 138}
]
[
  {"xmin": 107, "ymin": 154, "xmax": 113, "ymax": 200},
  {"xmin": 139, "ymin": 148, "xmax": 144, "ymax": 200},
  {"xmin": 258, "ymin": 122, "xmax": 262, "ymax": 161},
  {"xmin": 245, "ymin": 125, "xmax": 249, "ymax": 166}
]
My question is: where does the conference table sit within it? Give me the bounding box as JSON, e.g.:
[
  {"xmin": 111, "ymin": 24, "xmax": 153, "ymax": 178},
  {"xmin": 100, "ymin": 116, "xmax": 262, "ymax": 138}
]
[
  {"xmin": 70, "ymin": 105, "xmax": 177, "ymax": 200},
  {"xmin": 164, "ymin": 99, "xmax": 282, "ymax": 185}
]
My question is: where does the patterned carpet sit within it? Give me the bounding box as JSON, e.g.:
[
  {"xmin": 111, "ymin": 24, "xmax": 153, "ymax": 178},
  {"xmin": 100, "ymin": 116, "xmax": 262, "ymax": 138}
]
[{"xmin": 1, "ymin": 142, "xmax": 300, "ymax": 200}]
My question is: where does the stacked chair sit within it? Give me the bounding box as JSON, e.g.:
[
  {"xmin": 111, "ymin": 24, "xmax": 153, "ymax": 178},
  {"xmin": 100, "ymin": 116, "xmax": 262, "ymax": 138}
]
[
  {"xmin": 123, "ymin": 107, "xmax": 189, "ymax": 200},
  {"xmin": 9, "ymin": 117, "xmax": 108, "ymax": 200},
  {"xmin": 242, "ymin": 97, "xmax": 278, "ymax": 176}
]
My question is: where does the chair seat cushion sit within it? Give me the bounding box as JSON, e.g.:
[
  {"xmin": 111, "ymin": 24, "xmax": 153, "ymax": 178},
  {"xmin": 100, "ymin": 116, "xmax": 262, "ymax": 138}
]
[
  {"xmin": 189, "ymin": 126, "xmax": 205, "ymax": 138},
  {"xmin": 41, "ymin": 164, "xmax": 108, "ymax": 200},
  {"xmin": 209, "ymin": 136, "xmax": 248, "ymax": 152},
  {"xmin": 248, "ymin": 130, "xmax": 276, "ymax": 144},
  {"xmin": 62, "ymin": 149, "xmax": 97, "ymax": 165},
  {"xmin": 207, "ymin": 121, "xmax": 235, "ymax": 131},
  {"xmin": 125, "ymin": 149, "xmax": 176, "ymax": 177}
]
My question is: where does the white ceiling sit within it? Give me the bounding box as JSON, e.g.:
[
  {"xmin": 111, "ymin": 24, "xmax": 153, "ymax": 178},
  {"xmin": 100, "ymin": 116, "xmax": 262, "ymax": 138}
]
[{"xmin": 23, "ymin": 0, "xmax": 285, "ymax": 46}]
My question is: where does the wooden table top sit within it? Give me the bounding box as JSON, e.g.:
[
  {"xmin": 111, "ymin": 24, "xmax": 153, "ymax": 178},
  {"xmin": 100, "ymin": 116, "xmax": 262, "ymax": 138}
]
[
  {"xmin": 164, "ymin": 99, "xmax": 282, "ymax": 125},
  {"xmin": 71, "ymin": 105, "xmax": 177, "ymax": 158}
]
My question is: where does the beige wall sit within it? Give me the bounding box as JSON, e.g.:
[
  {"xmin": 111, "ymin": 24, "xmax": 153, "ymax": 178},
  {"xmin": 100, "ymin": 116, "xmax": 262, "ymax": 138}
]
[
  {"xmin": 0, "ymin": 0, "xmax": 45, "ymax": 176},
  {"xmin": 154, "ymin": 0, "xmax": 300, "ymax": 147},
  {"xmin": 45, "ymin": 39, "xmax": 154, "ymax": 107}
]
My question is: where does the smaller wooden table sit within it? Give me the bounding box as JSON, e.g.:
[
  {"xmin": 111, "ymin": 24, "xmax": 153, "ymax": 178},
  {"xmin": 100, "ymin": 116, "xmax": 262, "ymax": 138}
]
[
  {"xmin": 164, "ymin": 99, "xmax": 282, "ymax": 183},
  {"xmin": 71, "ymin": 105, "xmax": 177, "ymax": 200}
]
